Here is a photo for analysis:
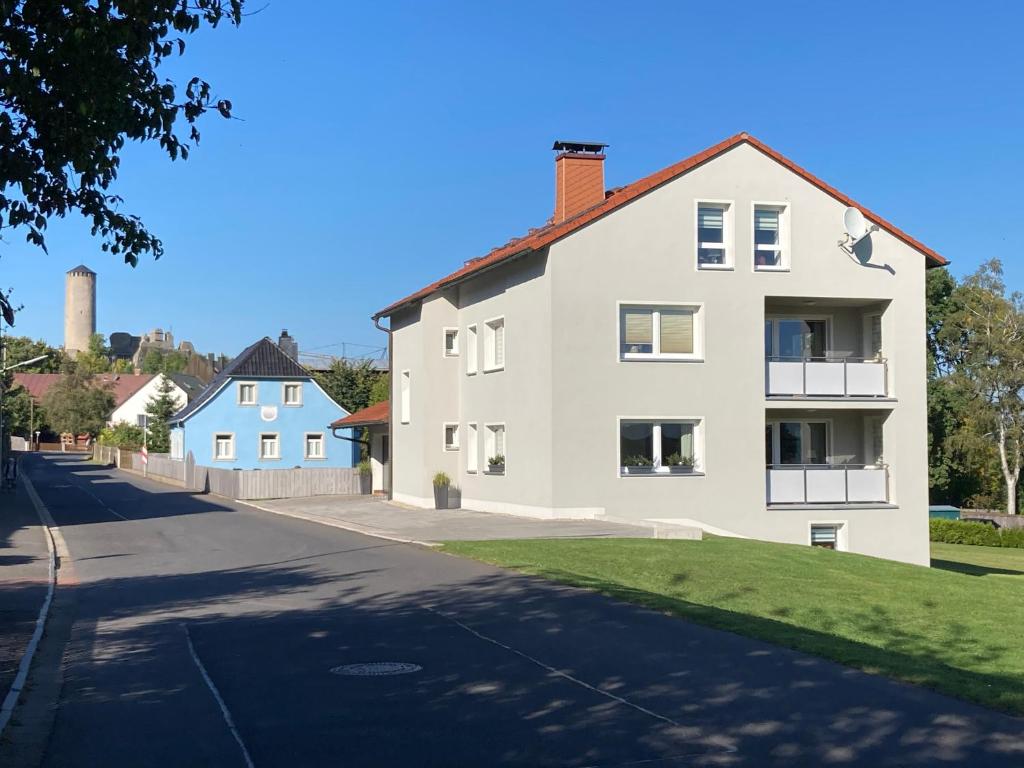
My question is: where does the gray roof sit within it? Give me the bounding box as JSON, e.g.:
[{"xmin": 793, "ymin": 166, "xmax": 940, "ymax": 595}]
[
  {"xmin": 167, "ymin": 373, "xmax": 206, "ymax": 401},
  {"xmin": 67, "ymin": 264, "xmax": 96, "ymax": 275},
  {"xmin": 169, "ymin": 337, "xmax": 311, "ymax": 424}
]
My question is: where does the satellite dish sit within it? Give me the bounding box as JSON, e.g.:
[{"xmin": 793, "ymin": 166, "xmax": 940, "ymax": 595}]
[{"xmin": 844, "ymin": 207, "xmax": 867, "ymax": 240}]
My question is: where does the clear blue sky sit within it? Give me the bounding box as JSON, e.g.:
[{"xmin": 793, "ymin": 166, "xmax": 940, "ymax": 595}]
[{"xmin": 2, "ymin": 1, "xmax": 1020, "ymax": 358}]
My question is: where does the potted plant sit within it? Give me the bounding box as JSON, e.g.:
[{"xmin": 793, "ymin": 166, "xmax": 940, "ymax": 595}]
[
  {"xmin": 433, "ymin": 471, "xmax": 451, "ymax": 509},
  {"xmin": 621, "ymin": 455, "xmax": 654, "ymax": 475},
  {"xmin": 487, "ymin": 454, "xmax": 505, "ymax": 474},
  {"xmin": 663, "ymin": 453, "xmax": 695, "ymax": 474},
  {"xmin": 357, "ymin": 459, "xmax": 372, "ymax": 494}
]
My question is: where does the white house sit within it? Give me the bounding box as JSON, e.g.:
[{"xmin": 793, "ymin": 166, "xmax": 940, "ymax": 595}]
[
  {"xmin": 374, "ymin": 134, "xmax": 946, "ymax": 566},
  {"xmin": 109, "ymin": 373, "xmax": 195, "ymax": 428}
]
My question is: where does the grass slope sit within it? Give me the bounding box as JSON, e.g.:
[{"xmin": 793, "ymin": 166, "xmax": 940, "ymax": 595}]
[{"xmin": 441, "ymin": 537, "xmax": 1024, "ymax": 714}]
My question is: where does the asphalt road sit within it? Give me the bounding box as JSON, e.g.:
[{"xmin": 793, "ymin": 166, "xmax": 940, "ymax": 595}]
[{"xmin": 15, "ymin": 453, "xmax": 1024, "ymax": 767}]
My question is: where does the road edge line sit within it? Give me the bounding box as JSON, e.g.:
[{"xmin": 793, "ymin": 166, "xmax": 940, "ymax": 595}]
[
  {"xmin": 0, "ymin": 475, "xmax": 58, "ymax": 739},
  {"xmin": 183, "ymin": 624, "xmax": 256, "ymax": 768}
]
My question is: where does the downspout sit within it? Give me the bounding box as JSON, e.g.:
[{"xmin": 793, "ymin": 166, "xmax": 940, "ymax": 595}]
[{"xmin": 373, "ymin": 313, "xmax": 393, "ymax": 500}]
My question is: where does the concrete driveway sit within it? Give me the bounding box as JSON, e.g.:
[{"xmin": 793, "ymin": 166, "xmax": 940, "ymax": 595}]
[{"xmin": 249, "ymin": 495, "xmax": 656, "ymax": 544}]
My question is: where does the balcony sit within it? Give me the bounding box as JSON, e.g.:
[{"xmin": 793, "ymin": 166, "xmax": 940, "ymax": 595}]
[
  {"xmin": 766, "ymin": 356, "xmax": 888, "ymax": 398},
  {"xmin": 767, "ymin": 464, "xmax": 889, "ymax": 505}
]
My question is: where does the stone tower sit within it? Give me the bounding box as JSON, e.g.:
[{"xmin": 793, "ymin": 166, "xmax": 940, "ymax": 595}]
[{"xmin": 64, "ymin": 265, "xmax": 96, "ymax": 358}]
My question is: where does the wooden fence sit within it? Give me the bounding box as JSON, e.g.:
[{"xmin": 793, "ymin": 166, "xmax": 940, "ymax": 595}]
[{"xmin": 95, "ymin": 445, "xmax": 367, "ymax": 500}]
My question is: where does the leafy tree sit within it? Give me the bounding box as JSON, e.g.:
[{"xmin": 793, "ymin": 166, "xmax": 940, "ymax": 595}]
[
  {"xmin": 75, "ymin": 333, "xmax": 112, "ymax": 373},
  {"xmin": 141, "ymin": 349, "xmax": 165, "ymax": 373},
  {"xmin": 111, "ymin": 358, "xmax": 134, "ymax": 373},
  {"xmin": 0, "ymin": 1, "xmax": 243, "ymax": 274},
  {"xmin": 98, "ymin": 422, "xmax": 144, "ymax": 450},
  {"xmin": 143, "ymin": 375, "xmax": 180, "ymax": 453},
  {"xmin": 2, "ymin": 382, "xmax": 45, "ymax": 437},
  {"xmin": 161, "ymin": 350, "xmax": 187, "ymax": 373},
  {"xmin": 939, "ymin": 260, "xmax": 1024, "ymax": 514},
  {"xmin": 369, "ymin": 372, "xmax": 389, "ymax": 406},
  {"xmin": 41, "ymin": 365, "xmax": 114, "ymax": 438},
  {"xmin": 315, "ymin": 359, "xmax": 385, "ymax": 414},
  {"xmin": 1, "ymin": 335, "xmax": 62, "ymax": 371}
]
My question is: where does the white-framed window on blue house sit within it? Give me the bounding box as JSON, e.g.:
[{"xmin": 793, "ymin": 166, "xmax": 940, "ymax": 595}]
[
  {"xmin": 213, "ymin": 433, "xmax": 235, "ymax": 461},
  {"xmin": 283, "ymin": 382, "xmax": 302, "ymax": 406},
  {"xmin": 304, "ymin": 432, "xmax": 325, "ymax": 460},
  {"xmin": 238, "ymin": 382, "xmax": 257, "ymax": 405},
  {"xmin": 259, "ymin": 432, "xmax": 280, "ymax": 460}
]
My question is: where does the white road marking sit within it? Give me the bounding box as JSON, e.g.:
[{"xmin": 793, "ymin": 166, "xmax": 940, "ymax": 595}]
[
  {"xmin": 425, "ymin": 605, "xmax": 681, "ymax": 727},
  {"xmin": 183, "ymin": 624, "xmax": 256, "ymax": 768},
  {"xmin": 0, "ymin": 475, "xmax": 58, "ymax": 739},
  {"xmin": 72, "ymin": 482, "xmax": 130, "ymax": 521}
]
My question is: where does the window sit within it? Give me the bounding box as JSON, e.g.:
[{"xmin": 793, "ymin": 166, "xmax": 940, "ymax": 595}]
[
  {"xmin": 237, "ymin": 382, "xmax": 257, "ymax": 405},
  {"xmin": 485, "ymin": 423, "xmax": 505, "ymax": 473},
  {"xmin": 753, "ymin": 204, "xmax": 788, "ymax": 270},
  {"xmin": 136, "ymin": 414, "xmax": 147, "ymax": 428},
  {"xmin": 443, "ymin": 328, "xmax": 459, "ymax": 357},
  {"xmin": 766, "ymin": 420, "xmax": 830, "ymax": 465},
  {"xmin": 283, "ymin": 382, "xmax": 302, "ymax": 406},
  {"xmin": 865, "ymin": 313, "xmax": 882, "ymax": 359},
  {"xmin": 620, "ymin": 304, "xmax": 701, "ymax": 360},
  {"xmin": 259, "ymin": 432, "xmax": 280, "ymax": 460},
  {"xmin": 467, "ymin": 423, "xmax": 478, "ymax": 472},
  {"xmin": 466, "ymin": 325, "xmax": 478, "ymax": 374},
  {"xmin": 696, "ymin": 202, "xmax": 732, "ymax": 268},
  {"xmin": 443, "ymin": 422, "xmax": 460, "ymax": 451},
  {"xmin": 765, "ymin": 318, "xmax": 829, "ymax": 359},
  {"xmin": 619, "ymin": 419, "xmax": 701, "ymax": 475},
  {"xmin": 484, "ymin": 317, "xmax": 505, "ymax": 371},
  {"xmin": 810, "ymin": 524, "xmax": 839, "ymax": 549},
  {"xmin": 304, "ymin": 433, "xmax": 324, "ymax": 460},
  {"xmin": 400, "ymin": 370, "xmax": 411, "ymax": 424},
  {"xmin": 213, "ymin": 433, "xmax": 235, "ymax": 461}
]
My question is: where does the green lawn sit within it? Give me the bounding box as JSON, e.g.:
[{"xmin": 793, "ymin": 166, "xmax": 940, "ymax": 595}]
[{"xmin": 440, "ymin": 537, "xmax": 1024, "ymax": 714}]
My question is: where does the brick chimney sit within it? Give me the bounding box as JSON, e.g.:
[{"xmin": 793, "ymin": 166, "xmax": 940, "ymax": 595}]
[{"xmin": 553, "ymin": 140, "xmax": 608, "ymax": 223}]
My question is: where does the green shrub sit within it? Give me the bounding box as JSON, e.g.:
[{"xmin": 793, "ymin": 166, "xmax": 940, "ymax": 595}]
[
  {"xmin": 98, "ymin": 422, "xmax": 144, "ymax": 451},
  {"xmin": 433, "ymin": 471, "xmax": 451, "ymax": 488},
  {"xmin": 929, "ymin": 518, "xmax": 1024, "ymax": 548}
]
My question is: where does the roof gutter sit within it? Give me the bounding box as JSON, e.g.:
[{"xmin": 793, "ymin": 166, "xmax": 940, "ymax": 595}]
[
  {"xmin": 372, "ymin": 247, "xmax": 534, "ymax": 321},
  {"xmin": 373, "ymin": 314, "xmax": 393, "ymax": 500}
]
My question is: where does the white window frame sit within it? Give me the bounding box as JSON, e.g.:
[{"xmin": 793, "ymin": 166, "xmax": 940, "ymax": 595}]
[
  {"xmin": 483, "ymin": 316, "xmax": 505, "ymax": 372},
  {"xmin": 764, "ymin": 315, "xmax": 834, "ymax": 359},
  {"xmin": 484, "ymin": 422, "xmax": 506, "ymax": 475},
  {"xmin": 617, "ymin": 301, "xmax": 704, "ymax": 362},
  {"xmin": 617, "ymin": 417, "xmax": 704, "ymax": 477},
  {"xmin": 694, "ymin": 199, "xmax": 734, "ymax": 270},
  {"xmin": 212, "ymin": 432, "xmax": 235, "ymax": 461},
  {"xmin": 304, "ymin": 432, "xmax": 325, "ymax": 460},
  {"xmin": 282, "ymin": 382, "xmax": 303, "ymax": 407},
  {"xmin": 400, "ymin": 370, "xmax": 411, "ymax": 424},
  {"xmin": 443, "ymin": 422, "xmax": 460, "ymax": 451},
  {"xmin": 466, "ymin": 324, "xmax": 478, "ymax": 375},
  {"xmin": 863, "ymin": 312, "xmax": 883, "ymax": 360},
  {"xmin": 466, "ymin": 422, "xmax": 479, "ymax": 473},
  {"xmin": 809, "ymin": 521, "xmax": 848, "ymax": 551},
  {"xmin": 752, "ymin": 201, "xmax": 791, "ymax": 272},
  {"xmin": 237, "ymin": 381, "xmax": 257, "ymax": 406},
  {"xmin": 443, "ymin": 327, "xmax": 459, "ymax": 358},
  {"xmin": 258, "ymin": 432, "xmax": 280, "ymax": 461}
]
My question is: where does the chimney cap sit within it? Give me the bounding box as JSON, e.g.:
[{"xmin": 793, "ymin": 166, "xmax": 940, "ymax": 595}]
[{"xmin": 552, "ymin": 140, "xmax": 608, "ymax": 154}]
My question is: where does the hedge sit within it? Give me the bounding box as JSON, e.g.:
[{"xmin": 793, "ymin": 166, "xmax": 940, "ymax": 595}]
[{"xmin": 929, "ymin": 518, "xmax": 1024, "ymax": 549}]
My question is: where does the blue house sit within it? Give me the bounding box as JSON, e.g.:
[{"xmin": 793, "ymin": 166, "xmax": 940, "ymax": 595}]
[{"xmin": 168, "ymin": 337, "xmax": 356, "ymax": 468}]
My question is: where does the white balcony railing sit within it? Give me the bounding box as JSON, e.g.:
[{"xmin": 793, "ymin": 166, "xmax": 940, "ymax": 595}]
[
  {"xmin": 766, "ymin": 464, "xmax": 888, "ymax": 504},
  {"xmin": 766, "ymin": 357, "xmax": 887, "ymax": 397}
]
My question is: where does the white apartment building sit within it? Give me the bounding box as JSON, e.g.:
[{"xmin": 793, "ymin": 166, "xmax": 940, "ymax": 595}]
[{"xmin": 374, "ymin": 134, "xmax": 946, "ymax": 565}]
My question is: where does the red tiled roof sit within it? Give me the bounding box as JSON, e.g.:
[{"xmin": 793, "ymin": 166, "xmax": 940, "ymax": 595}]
[
  {"xmin": 375, "ymin": 133, "xmax": 948, "ymax": 319},
  {"xmin": 13, "ymin": 372, "xmax": 156, "ymax": 406},
  {"xmin": 330, "ymin": 400, "xmax": 389, "ymax": 429}
]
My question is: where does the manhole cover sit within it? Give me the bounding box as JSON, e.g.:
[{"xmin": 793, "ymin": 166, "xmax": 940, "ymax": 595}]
[{"xmin": 331, "ymin": 662, "xmax": 422, "ymax": 677}]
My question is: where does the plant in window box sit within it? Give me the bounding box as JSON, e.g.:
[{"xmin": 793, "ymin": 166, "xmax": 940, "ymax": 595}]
[
  {"xmin": 487, "ymin": 454, "xmax": 505, "ymax": 474},
  {"xmin": 433, "ymin": 471, "xmax": 451, "ymax": 509},
  {"xmin": 663, "ymin": 453, "xmax": 695, "ymax": 474},
  {"xmin": 621, "ymin": 455, "xmax": 654, "ymax": 475}
]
